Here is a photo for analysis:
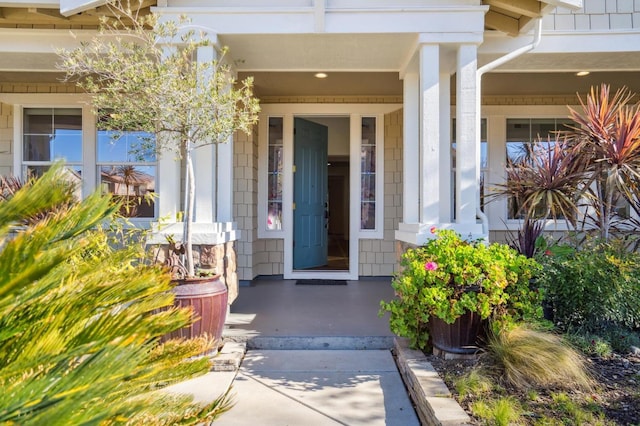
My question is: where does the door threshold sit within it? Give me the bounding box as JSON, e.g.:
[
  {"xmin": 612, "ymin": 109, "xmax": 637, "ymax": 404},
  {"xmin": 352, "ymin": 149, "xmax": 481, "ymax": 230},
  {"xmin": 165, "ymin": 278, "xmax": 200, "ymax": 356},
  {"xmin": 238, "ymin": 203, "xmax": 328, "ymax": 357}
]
[{"xmin": 286, "ymin": 270, "xmax": 356, "ymax": 281}]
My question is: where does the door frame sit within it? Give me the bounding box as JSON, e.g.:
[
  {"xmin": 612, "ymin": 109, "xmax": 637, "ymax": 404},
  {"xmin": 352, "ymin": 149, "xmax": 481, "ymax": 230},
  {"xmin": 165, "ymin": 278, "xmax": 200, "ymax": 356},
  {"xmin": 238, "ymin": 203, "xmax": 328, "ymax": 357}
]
[{"xmin": 258, "ymin": 104, "xmax": 401, "ymax": 280}]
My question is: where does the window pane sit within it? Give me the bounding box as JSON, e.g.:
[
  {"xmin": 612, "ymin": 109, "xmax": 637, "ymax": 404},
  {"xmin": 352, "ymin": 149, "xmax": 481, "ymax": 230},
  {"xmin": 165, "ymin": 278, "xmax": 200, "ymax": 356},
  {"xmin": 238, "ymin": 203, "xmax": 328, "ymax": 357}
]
[
  {"xmin": 269, "ymin": 117, "xmax": 283, "ymax": 145},
  {"xmin": 23, "ymin": 109, "xmax": 53, "ymax": 134},
  {"xmin": 451, "ymin": 118, "xmax": 488, "ymax": 218},
  {"xmin": 361, "ymin": 145, "xmax": 375, "ymax": 173},
  {"xmin": 98, "ymin": 130, "xmax": 156, "ymax": 162},
  {"xmin": 362, "ymin": 117, "xmax": 376, "ymax": 145},
  {"xmin": 506, "ymin": 118, "xmax": 573, "ymax": 219},
  {"xmin": 267, "ymin": 117, "xmax": 284, "ymax": 230},
  {"xmin": 51, "ymin": 133, "xmax": 82, "ymax": 162},
  {"xmin": 268, "ymin": 173, "xmax": 282, "ymax": 201},
  {"xmin": 99, "ymin": 165, "xmax": 156, "ymax": 218},
  {"xmin": 361, "ymin": 117, "xmax": 376, "ymax": 230},
  {"xmin": 267, "ymin": 202, "xmax": 283, "ymax": 230},
  {"xmin": 268, "ymin": 145, "xmax": 283, "ymax": 173},
  {"xmin": 23, "ymin": 108, "xmax": 82, "ymax": 163},
  {"xmin": 24, "ymin": 135, "xmax": 53, "ymax": 161},
  {"xmin": 361, "ymin": 202, "xmax": 375, "ymax": 229},
  {"xmin": 24, "ymin": 165, "xmax": 83, "ymax": 199}
]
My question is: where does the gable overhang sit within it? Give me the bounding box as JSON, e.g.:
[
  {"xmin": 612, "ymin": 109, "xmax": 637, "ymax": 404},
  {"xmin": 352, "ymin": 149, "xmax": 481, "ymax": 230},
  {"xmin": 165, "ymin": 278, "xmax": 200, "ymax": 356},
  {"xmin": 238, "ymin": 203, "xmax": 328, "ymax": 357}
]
[{"xmin": 482, "ymin": 0, "xmax": 582, "ymax": 35}]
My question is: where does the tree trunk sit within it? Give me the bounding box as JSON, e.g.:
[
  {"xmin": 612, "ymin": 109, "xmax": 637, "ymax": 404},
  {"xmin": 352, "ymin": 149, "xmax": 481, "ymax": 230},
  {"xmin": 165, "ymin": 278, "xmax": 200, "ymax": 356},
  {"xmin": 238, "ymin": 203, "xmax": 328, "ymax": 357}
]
[{"xmin": 184, "ymin": 138, "xmax": 196, "ymax": 277}]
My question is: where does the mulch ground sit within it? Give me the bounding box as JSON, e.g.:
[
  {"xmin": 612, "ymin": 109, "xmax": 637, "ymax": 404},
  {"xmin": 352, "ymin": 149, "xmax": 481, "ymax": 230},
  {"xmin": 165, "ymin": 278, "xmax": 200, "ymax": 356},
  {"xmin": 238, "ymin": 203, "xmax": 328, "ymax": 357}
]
[{"xmin": 427, "ymin": 352, "xmax": 640, "ymax": 425}]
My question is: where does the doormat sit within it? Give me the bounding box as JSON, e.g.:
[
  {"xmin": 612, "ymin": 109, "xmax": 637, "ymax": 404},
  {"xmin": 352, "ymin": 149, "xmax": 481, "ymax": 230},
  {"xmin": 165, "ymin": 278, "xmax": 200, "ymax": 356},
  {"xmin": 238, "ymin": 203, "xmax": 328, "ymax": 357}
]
[{"xmin": 295, "ymin": 279, "xmax": 347, "ymax": 286}]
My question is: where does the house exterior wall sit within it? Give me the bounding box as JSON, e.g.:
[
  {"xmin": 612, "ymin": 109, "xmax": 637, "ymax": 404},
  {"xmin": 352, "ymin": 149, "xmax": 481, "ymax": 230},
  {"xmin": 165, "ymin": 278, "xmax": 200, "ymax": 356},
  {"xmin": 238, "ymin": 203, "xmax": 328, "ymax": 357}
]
[
  {"xmin": 358, "ymin": 108, "xmax": 403, "ymax": 276},
  {"xmin": 233, "ymin": 128, "xmax": 258, "ymax": 281},
  {"xmin": 547, "ymin": 0, "xmax": 640, "ymax": 30},
  {"xmin": 233, "ymin": 119, "xmax": 286, "ymax": 279}
]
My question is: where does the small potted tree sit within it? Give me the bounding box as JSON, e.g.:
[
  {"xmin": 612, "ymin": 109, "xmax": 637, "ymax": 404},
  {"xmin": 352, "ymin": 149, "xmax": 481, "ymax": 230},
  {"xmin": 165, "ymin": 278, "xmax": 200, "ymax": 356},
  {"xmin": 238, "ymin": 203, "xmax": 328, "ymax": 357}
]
[
  {"xmin": 58, "ymin": 1, "xmax": 260, "ymax": 343},
  {"xmin": 380, "ymin": 229, "xmax": 541, "ymax": 355}
]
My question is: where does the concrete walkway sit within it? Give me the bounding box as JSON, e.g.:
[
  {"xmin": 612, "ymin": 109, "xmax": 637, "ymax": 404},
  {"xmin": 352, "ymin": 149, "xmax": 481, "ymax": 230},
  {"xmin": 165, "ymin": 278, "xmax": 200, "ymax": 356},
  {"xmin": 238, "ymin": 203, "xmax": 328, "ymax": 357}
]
[
  {"xmin": 215, "ymin": 349, "xmax": 419, "ymax": 426},
  {"xmin": 165, "ymin": 278, "xmax": 470, "ymax": 425}
]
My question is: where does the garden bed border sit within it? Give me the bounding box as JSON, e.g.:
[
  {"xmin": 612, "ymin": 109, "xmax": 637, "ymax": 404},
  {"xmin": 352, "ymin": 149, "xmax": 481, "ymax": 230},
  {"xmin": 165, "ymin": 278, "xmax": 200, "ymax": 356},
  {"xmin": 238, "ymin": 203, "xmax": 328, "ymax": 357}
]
[{"xmin": 394, "ymin": 337, "xmax": 472, "ymax": 425}]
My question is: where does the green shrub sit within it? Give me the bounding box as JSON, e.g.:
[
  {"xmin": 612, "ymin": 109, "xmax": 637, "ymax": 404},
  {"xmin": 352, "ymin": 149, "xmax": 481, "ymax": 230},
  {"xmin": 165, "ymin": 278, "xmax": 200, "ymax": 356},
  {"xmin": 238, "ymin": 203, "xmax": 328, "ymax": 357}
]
[
  {"xmin": 0, "ymin": 166, "xmax": 230, "ymax": 425},
  {"xmin": 380, "ymin": 229, "xmax": 542, "ymax": 349},
  {"xmin": 564, "ymin": 332, "xmax": 613, "ymax": 358},
  {"xmin": 537, "ymin": 240, "xmax": 640, "ymax": 332}
]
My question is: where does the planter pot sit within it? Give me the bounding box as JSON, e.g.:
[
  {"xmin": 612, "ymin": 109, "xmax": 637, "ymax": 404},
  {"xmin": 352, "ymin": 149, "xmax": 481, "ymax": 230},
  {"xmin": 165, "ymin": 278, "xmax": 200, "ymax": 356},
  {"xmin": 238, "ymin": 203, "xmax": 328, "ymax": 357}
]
[
  {"xmin": 165, "ymin": 275, "xmax": 228, "ymax": 346},
  {"xmin": 430, "ymin": 310, "xmax": 482, "ymax": 355}
]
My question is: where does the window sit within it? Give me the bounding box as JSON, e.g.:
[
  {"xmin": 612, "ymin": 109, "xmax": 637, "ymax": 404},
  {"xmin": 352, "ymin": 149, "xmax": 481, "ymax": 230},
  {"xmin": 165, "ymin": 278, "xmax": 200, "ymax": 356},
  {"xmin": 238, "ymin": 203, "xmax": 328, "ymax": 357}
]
[
  {"xmin": 452, "ymin": 119, "xmax": 487, "ymax": 218},
  {"xmin": 267, "ymin": 117, "xmax": 284, "ymax": 230},
  {"xmin": 22, "ymin": 108, "xmax": 83, "ymax": 181},
  {"xmin": 360, "ymin": 117, "xmax": 376, "ymax": 230},
  {"xmin": 506, "ymin": 118, "xmax": 572, "ymax": 219},
  {"xmin": 97, "ymin": 130, "xmax": 157, "ymax": 218}
]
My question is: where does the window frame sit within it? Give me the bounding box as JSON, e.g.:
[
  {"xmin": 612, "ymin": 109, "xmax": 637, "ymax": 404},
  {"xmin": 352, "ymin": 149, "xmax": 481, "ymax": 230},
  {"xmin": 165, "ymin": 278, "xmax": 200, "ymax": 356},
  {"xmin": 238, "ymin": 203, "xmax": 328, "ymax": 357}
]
[
  {"xmin": 356, "ymin": 114, "xmax": 385, "ymax": 239},
  {"xmin": 482, "ymin": 106, "xmax": 578, "ymax": 232},
  {"xmin": 4, "ymin": 94, "xmax": 158, "ymax": 223},
  {"xmin": 21, "ymin": 107, "xmax": 84, "ymax": 177}
]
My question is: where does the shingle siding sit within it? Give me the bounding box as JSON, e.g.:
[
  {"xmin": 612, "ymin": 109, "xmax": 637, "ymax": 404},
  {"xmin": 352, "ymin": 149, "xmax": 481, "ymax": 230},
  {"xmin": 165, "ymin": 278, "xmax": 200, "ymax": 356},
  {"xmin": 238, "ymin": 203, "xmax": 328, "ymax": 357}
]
[{"xmin": 549, "ymin": 1, "xmax": 640, "ymax": 30}]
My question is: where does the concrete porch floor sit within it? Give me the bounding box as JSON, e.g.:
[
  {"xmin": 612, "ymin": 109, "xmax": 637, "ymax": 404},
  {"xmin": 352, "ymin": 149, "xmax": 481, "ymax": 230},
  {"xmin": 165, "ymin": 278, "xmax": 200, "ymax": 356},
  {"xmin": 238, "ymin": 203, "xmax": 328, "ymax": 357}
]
[{"xmin": 224, "ymin": 277, "xmax": 395, "ymax": 345}]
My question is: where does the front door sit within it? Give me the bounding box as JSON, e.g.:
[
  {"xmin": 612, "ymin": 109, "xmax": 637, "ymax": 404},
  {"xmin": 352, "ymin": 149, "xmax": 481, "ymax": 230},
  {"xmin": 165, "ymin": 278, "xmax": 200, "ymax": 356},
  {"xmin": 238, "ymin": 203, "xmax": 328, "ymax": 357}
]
[{"xmin": 293, "ymin": 118, "xmax": 328, "ymax": 269}]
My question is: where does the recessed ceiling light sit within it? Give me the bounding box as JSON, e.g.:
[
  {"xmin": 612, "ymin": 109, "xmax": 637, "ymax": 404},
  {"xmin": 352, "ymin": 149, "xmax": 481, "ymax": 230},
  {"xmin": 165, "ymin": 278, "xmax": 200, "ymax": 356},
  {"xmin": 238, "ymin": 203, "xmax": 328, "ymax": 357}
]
[
  {"xmin": 315, "ymin": 72, "xmax": 328, "ymax": 79},
  {"xmin": 576, "ymin": 71, "xmax": 590, "ymax": 77}
]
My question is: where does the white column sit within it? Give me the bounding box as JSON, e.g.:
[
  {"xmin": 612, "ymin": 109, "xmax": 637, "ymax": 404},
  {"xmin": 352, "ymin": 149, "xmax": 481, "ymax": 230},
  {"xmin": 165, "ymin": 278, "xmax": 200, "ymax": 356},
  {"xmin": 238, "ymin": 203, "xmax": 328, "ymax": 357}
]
[
  {"xmin": 193, "ymin": 45, "xmax": 217, "ymax": 223},
  {"xmin": 455, "ymin": 44, "xmax": 478, "ymax": 224},
  {"xmin": 439, "ymin": 71, "xmax": 452, "ymax": 223},
  {"xmin": 216, "ymin": 136, "xmax": 233, "ymax": 222},
  {"xmin": 419, "ymin": 44, "xmax": 440, "ymax": 224},
  {"xmin": 402, "ymin": 71, "xmax": 420, "ymax": 224},
  {"xmin": 157, "ymin": 150, "xmax": 180, "ymax": 221}
]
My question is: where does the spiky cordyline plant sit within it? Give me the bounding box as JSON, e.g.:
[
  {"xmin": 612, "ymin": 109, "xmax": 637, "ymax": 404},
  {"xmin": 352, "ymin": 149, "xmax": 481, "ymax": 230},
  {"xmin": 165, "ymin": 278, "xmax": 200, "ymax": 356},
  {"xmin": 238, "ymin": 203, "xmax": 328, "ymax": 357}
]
[
  {"xmin": 58, "ymin": 0, "xmax": 260, "ymax": 277},
  {"xmin": 0, "ymin": 164, "xmax": 231, "ymax": 424},
  {"xmin": 491, "ymin": 84, "xmax": 640, "ymax": 242},
  {"xmin": 490, "ymin": 137, "xmax": 586, "ymax": 230},
  {"xmin": 567, "ymin": 84, "xmax": 640, "ymax": 240}
]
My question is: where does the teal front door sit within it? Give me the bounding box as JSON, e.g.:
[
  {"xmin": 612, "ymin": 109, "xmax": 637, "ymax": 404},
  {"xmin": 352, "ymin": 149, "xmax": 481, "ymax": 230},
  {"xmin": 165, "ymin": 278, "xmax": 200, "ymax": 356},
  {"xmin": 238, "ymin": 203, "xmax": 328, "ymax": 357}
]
[{"xmin": 293, "ymin": 118, "xmax": 328, "ymax": 270}]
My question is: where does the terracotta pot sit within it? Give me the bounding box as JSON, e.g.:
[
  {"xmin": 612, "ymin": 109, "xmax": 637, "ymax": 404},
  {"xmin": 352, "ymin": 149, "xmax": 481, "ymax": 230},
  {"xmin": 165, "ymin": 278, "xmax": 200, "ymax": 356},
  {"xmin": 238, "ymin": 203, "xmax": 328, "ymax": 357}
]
[
  {"xmin": 429, "ymin": 310, "xmax": 482, "ymax": 355},
  {"xmin": 166, "ymin": 275, "xmax": 228, "ymax": 345}
]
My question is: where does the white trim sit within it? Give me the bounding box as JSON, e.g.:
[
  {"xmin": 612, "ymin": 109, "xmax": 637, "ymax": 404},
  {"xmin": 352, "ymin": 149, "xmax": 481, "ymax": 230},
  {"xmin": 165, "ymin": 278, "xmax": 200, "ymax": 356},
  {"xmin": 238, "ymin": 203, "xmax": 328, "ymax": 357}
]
[
  {"xmin": 402, "ymin": 71, "xmax": 420, "ymax": 223},
  {"xmin": 356, "ymin": 113, "xmax": 385, "ymax": 240},
  {"xmin": 154, "ymin": 5, "xmax": 487, "ymax": 36},
  {"xmin": 12, "ymin": 107, "xmax": 21, "ymax": 177},
  {"xmin": 281, "ymin": 113, "xmax": 295, "ymax": 274},
  {"xmin": 419, "ymin": 44, "xmax": 440, "ymax": 223}
]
